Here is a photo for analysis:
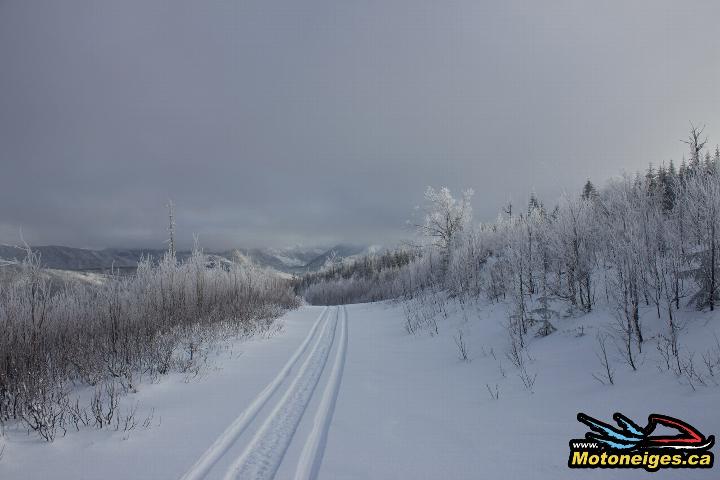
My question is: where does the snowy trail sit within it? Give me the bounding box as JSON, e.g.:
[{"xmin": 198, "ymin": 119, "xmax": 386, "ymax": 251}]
[
  {"xmin": 293, "ymin": 305, "xmax": 348, "ymax": 480},
  {"xmin": 5, "ymin": 302, "xmax": 720, "ymax": 480},
  {"xmin": 179, "ymin": 306, "xmax": 330, "ymax": 480},
  {"xmin": 222, "ymin": 306, "xmax": 340, "ymax": 480}
]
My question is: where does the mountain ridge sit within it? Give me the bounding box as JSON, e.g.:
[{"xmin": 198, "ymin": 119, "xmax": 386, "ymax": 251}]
[{"xmin": 0, "ymin": 244, "xmax": 376, "ymax": 274}]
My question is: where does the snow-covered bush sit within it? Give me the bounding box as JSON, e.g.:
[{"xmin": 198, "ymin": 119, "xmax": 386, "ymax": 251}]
[{"xmin": 0, "ymin": 243, "xmax": 299, "ymax": 441}]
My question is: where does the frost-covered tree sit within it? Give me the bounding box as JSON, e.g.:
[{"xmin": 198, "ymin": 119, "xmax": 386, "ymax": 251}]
[
  {"xmin": 548, "ymin": 193, "xmax": 596, "ymax": 311},
  {"xmin": 682, "ymin": 168, "xmax": 720, "ymax": 310},
  {"xmin": 416, "ymin": 186, "xmax": 474, "ymax": 268},
  {"xmin": 298, "ymin": 125, "xmax": 720, "ymax": 346},
  {"xmin": 166, "ymin": 200, "xmax": 177, "ymax": 260}
]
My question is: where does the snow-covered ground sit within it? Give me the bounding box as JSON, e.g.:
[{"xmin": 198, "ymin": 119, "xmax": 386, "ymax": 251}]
[{"xmin": 1, "ymin": 301, "xmax": 719, "ymax": 479}]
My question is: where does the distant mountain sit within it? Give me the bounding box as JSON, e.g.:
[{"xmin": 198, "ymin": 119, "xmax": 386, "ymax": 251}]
[
  {"xmin": 0, "ymin": 243, "xmax": 380, "ymax": 274},
  {"xmin": 302, "ymin": 244, "xmax": 373, "ymax": 271},
  {"xmin": 227, "ymin": 246, "xmax": 328, "ymax": 273},
  {"xmin": 0, "ymin": 245, "xmax": 156, "ymax": 271}
]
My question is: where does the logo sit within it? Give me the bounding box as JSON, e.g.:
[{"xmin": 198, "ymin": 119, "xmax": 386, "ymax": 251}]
[{"xmin": 569, "ymin": 412, "xmax": 714, "ymax": 472}]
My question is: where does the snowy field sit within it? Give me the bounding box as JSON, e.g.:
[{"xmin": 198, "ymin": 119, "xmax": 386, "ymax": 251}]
[{"xmin": 1, "ymin": 301, "xmax": 719, "ymax": 479}]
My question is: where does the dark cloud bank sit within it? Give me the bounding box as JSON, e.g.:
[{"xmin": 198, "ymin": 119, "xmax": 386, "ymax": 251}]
[{"xmin": 1, "ymin": 0, "xmax": 720, "ymax": 249}]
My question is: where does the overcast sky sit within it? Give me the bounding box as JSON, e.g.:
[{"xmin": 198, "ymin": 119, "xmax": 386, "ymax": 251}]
[{"xmin": 1, "ymin": 0, "xmax": 720, "ymax": 249}]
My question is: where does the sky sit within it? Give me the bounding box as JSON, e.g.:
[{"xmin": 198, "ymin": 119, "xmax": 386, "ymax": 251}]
[{"xmin": 1, "ymin": 0, "xmax": 720, "ymax": 250}]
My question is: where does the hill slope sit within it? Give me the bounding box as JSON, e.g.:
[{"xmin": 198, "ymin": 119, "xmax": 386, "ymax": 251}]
[{"xmin": 0, "ymin": 244, "xmax": 376, "ymax": 274}]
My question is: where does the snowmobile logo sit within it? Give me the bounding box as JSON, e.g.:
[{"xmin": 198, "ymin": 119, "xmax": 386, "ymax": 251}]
[{"xmin": 568, "ymin": 412, "xmax": 714, "ymax": 471}]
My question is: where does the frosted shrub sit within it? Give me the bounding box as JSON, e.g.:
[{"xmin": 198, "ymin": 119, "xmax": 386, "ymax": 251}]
[{"xmin": 0, "ymin": 245, "xmax": 299, "ymax": 441}]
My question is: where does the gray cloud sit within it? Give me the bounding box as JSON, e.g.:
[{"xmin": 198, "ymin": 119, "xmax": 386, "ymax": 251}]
[{"xmin": 1, "ymin": 0, "xmax": 719, "ymax": 249}]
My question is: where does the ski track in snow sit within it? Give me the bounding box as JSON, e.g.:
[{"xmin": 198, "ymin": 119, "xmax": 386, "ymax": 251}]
[
  {"xmin": 179, "ymin": 306, "xmax": 330, "ymax": 480},
  {"xmin": 293, "ymin": 305, "xmax": 348, "ymax": 480},
  {"xmin": 222, "ymin": 306, "xmax": 341, "ymax": 480}
]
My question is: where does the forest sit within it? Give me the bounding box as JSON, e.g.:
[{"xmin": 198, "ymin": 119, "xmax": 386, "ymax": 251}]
[{"xmin": 299, "ymin": 126, "xmax": 720, "ymax": 379}]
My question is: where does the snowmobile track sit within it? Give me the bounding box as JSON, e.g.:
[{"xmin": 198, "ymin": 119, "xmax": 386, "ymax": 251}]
[
  {"xmin": 222, "ymin": 306, "xmax": 342, "ymax": 480},
  {"xmin": 293, "ymin": 305, "xmax": 348, "ymax": 480},
  {"xmin": 179, "ymin": 306, "xmax": 330, "ymax": 480}
]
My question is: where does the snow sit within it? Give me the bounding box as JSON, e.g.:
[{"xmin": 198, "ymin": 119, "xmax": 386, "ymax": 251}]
[
  {"xmin": 294, "ymin": 307, "xmax": 347, "ymax": 480},
  {"xmin": 0, "ymin": 308, "xmax": 324, "ymax": 480},
  {"xmin": 180, "ymin": 308, "xmax": 330, "ymax": 480},
  {"xmin": 317, "ymin": 301, "xmax": 720, "ymax": 480},
  {"xmin": 2, "ymin": 301, "xmax": 719, "ymax": 479},
  {"xmin": 222, "ymin": 307, "xmax": 338, "ymax": 480}
]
